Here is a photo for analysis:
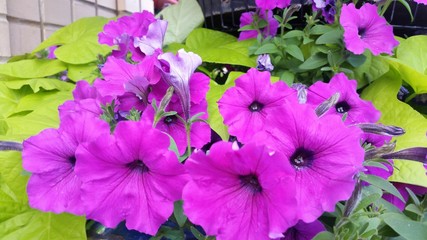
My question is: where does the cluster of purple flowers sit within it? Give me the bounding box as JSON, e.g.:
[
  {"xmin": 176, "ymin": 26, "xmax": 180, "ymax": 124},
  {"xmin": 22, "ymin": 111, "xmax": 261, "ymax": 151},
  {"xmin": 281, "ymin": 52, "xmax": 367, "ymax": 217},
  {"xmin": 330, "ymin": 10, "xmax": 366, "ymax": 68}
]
[
  {"xmin": 239, "ymin": 2, "xmax": 399, "ymax": 56},
  {"xmin": 21, "ymin": 2, "xmax": 426, "ymax": 240}
]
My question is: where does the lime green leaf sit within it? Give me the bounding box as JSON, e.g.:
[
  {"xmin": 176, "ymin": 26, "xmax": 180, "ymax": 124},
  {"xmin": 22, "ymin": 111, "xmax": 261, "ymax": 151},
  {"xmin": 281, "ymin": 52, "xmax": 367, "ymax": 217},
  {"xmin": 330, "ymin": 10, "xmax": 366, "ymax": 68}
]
[
  {"xmin": 185, "ymin": 28, "xmax": 256, "ymax": 67},
  {"xmin": 67, "ymin": 63, "xmax": 100, "ymax": 83},
  {"xmin": 0, "ymin": 91, "xmax": 71, "ymax": 141},
  {"xmin": 33, "ymin": 17, "xmax": 112, "ymax": 64},
  {"xmin": 163, "ymin": 43, "xmax": 189, "ymax": 54},
  {"xmin": 207, "ymin": 72, "xmax": 244, "ymax": 140},
  {"xmin": 157, "ymin": 0, "xmax": 204, "ymax": 45},
  {"xmin": 0, "ymin": 84, "xmax": 33, "ymax": 118},
  {"xmin": 0, "ymin": 59, "xmax": 66, "ymax": 79},
  {"xmin": 0, "ymin": 151, "xmax": 87, "ymax": 240},
  {"xmin": 3, "ymin": 78, "xmax": 74, "ymax": 93},
  {"xmin": 361, "ymin": 70, "xmax": 427, "ymax": 187},
  {"xmin": 382, "ymin": 213, "xmax": 427, "ymax": 240}
]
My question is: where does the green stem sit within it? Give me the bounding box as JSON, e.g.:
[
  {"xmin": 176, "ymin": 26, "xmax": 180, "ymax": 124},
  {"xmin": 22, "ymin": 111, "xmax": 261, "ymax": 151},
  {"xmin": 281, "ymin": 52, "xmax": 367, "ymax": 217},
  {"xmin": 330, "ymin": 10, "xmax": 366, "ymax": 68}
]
[{"xmin": 185, "ymin": 122, "xmax": 192, "ymax": 156}]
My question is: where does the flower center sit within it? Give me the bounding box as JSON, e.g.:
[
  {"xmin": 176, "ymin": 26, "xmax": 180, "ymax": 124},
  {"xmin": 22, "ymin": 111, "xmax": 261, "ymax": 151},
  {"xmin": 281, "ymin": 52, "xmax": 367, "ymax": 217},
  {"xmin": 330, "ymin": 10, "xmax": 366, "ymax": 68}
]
[
  {"xmin": 335, "ymin": 101, "xmax": 351, "ymax": 114},
  {"xmin": 126, "ymin": 160, "xmax": 149, "ymax": 173},
  {"xmin": 68, "ymin": 156, "xmax": 77, "ymax": 166},
  {"xmin": 358, "ymin": 27, "xmax": 367, "ymax": 38},
  {"xmin": 290, "ymin": 148, "xmax": 314, "ymax": 169},
  {"xmin": 163, "ymin": 115, "xmax": 176, "ymax": 125},
  {"xmin": 248, "ymin": 101, "xmax": 264, "ymax": 112},
  {"xmin": 239, "ymin": 174, "xmax": 262, "ymax": 193}
]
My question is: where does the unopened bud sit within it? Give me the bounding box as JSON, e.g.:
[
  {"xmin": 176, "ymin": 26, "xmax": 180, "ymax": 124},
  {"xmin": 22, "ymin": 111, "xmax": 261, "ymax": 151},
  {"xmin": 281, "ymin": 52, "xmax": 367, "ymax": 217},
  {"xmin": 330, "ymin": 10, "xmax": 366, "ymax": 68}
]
[
  {"xmin": 315, "ymin": 92, "xmax": 340, "ymax": 117},
  {"xmin": 356, "ymin": 123, "xmax": 405, "ymax": 136}
]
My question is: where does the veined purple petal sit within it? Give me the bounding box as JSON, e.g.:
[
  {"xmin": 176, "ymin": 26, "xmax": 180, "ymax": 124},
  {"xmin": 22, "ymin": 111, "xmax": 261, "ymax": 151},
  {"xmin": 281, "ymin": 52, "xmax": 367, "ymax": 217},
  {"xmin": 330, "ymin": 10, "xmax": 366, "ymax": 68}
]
[
  {"xmin": 158, "ymin": 49, "xmax": 202, "ymax": 120},
  {"xmin": 134, "ymin": 19, "xmax": 168, "ymax": 56}
]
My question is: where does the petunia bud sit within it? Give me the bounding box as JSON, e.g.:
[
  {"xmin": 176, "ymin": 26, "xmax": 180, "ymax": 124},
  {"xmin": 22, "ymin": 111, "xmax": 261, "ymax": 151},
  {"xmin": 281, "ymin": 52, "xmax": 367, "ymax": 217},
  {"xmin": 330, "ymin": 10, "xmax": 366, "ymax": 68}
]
[
  {"xmin": 381, "ymin": 147, "xmax": 427, "ymax": 164},
  {"xmin": 315, "ymin": 92, "xmax": 340, "ymax": 117},
  {"xmin": 292, "ymin": 83, "xmax": 307, "ymax": 104},
  {"xmin": 356, "ymin": 123, "xmax": 405, "ymax": 136},
  {"xmin": 0, "ymin": 141, "xmax": 23, "ymax": 151},
  {"xmin": 256, "ymin": 54, "xmax": 274, "ymax": 72},
  {"xmin": 364, "ymin": 141, "xmax": 396, "ymax": 160}
]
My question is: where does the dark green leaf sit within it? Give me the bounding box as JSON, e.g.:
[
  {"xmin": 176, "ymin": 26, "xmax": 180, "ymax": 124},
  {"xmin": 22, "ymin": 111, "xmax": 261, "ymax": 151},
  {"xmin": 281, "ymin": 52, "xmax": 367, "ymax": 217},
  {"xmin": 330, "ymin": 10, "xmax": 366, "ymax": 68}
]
[
  {"xmin": 382, "ymin": 213, "xmax": 427, "ymax": 239},
  {"xmin": 173, "ymin": 200, "xmax": 187, "ymax": 227},
  {"xmin": 254, "ymin": 43, "xmax": 279, "ymax": 55},
  {"xmin": 360, "ymin": 173, "xmax": 405, "ymax": 202},
  {"xmin": 309, "ymin": 25, "xmax": 334, "ymax": 35},
  {"xmin": 285, "ymin": 45, "xmax": 304, "ymax": 61},
  {"xmin": 299, "ymin": 53, "xmax": 328, "ymax": 70},
  {"xmin": 347, "ymin": 53, "xmax": 367, "ymax": 67},
  {"xmin": 282, "ymin": 30, "xmax": 304, "ymax": 39},
  {"xmin": 312, "ymin": 231, "xmax": 335, "ymax": 240},
  {"xmin": 315, "ymin": 28, "xmax": 343, "ymax": 45}
]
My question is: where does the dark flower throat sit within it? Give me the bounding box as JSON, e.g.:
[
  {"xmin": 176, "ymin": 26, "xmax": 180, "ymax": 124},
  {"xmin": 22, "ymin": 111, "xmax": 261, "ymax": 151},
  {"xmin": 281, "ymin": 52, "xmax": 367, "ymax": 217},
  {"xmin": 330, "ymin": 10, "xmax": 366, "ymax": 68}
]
[{"xmin": 239, "ymin": 174, "xmax": 262, "ymax": 193}]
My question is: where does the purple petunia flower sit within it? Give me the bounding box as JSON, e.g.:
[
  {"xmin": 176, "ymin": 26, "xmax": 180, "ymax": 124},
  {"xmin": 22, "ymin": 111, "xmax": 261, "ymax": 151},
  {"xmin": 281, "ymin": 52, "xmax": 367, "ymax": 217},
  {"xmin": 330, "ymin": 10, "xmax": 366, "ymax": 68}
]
[
  {"xmin": 158, "ymin": 49, "xmax": 202, "ymax": 120},
  {"xmin": 313, "ymin": 0, "xmax": 336, "ymax": 24},
  {"xmin": 94, "ymin": 55, "xmax": 161, "ymax": 111},
  {"xmin": 307, "ymin": 73, "xmax": 380, "ymax": 125},
  {"xmin": 218, "ymin": 68, "xmax": 296, "ymax": 143},
  {"xmin": 255, "ymin": 0, "xmax": 290, "ymax": 10},
  {"xmin": 22, "ymin": 113, "xmax": 109, "ymax": 215},
  {"xmin": 258, "ymin": 104, "xmax": 364, "ymax": 222},
  {"xmin": 415, "ymin": 0, "xmax": 427, "ymax": 5},
  {"xmin": 281, "ymin": 220, "xmax": 325, "ymax": 240},
  {"xmin": 239, "ymin": 10, "xmax": 279, "ymax": 40},
  {"xmin": 98, "ymin": 11, "xmax": 161, "ymax": 60},
  {"xmin": 340, "ymin": 3, "xmax": 399, "ymax": 55},
  {"xmin": 183, "ymin": 142, "xmax": 298, "ymax": 240},
  {"xmin": 75, "ymin": 120, "xmax": 188, "ymax": 234},
  {"xmin": 47, "ymin": 45, "xmax": 58, "ymax": 59}
]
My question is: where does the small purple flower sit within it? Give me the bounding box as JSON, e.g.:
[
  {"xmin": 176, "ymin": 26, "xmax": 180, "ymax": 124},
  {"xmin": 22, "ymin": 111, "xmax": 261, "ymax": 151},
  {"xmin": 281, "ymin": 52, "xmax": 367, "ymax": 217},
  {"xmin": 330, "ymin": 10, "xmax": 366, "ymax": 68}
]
[
  {"xmin": 340, "ymin": 3, "xmax": 399, "ymax": 55},
  {"xmin": 158, "ymin": 49, "xmax": 202, "ymax": 120},
  {"xmin": 307, "ymin": 73, "xmax": 381, "ymax": 125},
  {"xmin": 22, "ymin": 113, "xmax": 109, "ymax": 215},
  {"xmin": 281, "ymin": 220, "xmax": 325, "ymax": 240},
  {"xmin": 258, "ymin": 104, "xmax": 364, "ymax": 222},
  {"xmin": 313, "ymin": 0, "xmax": 336, "ymax": 24},
  {"xmin": 255, "ymin": 0, "xmax": 290, "ymax": 10},
  {"xmin": 75, "ymin": 120, "xmax": 188, "ymax": 234},
  {"xmin": 257, "ymin": 54, "xmax": 274, "ymax": 72},
  {"xmin": 47, "ymin": 46, "xmax": 58, "ymax": 59},
  {"xmin": 239, "ymin": 10, "xmax": 279, "ymax": 40},
  {"xmin": 183, "ymin": 142, "xmax": 298, "ymax": 240},
  {"xmin": 218, "ymin": 68, "xmax": 296, "ymax": 143}
]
